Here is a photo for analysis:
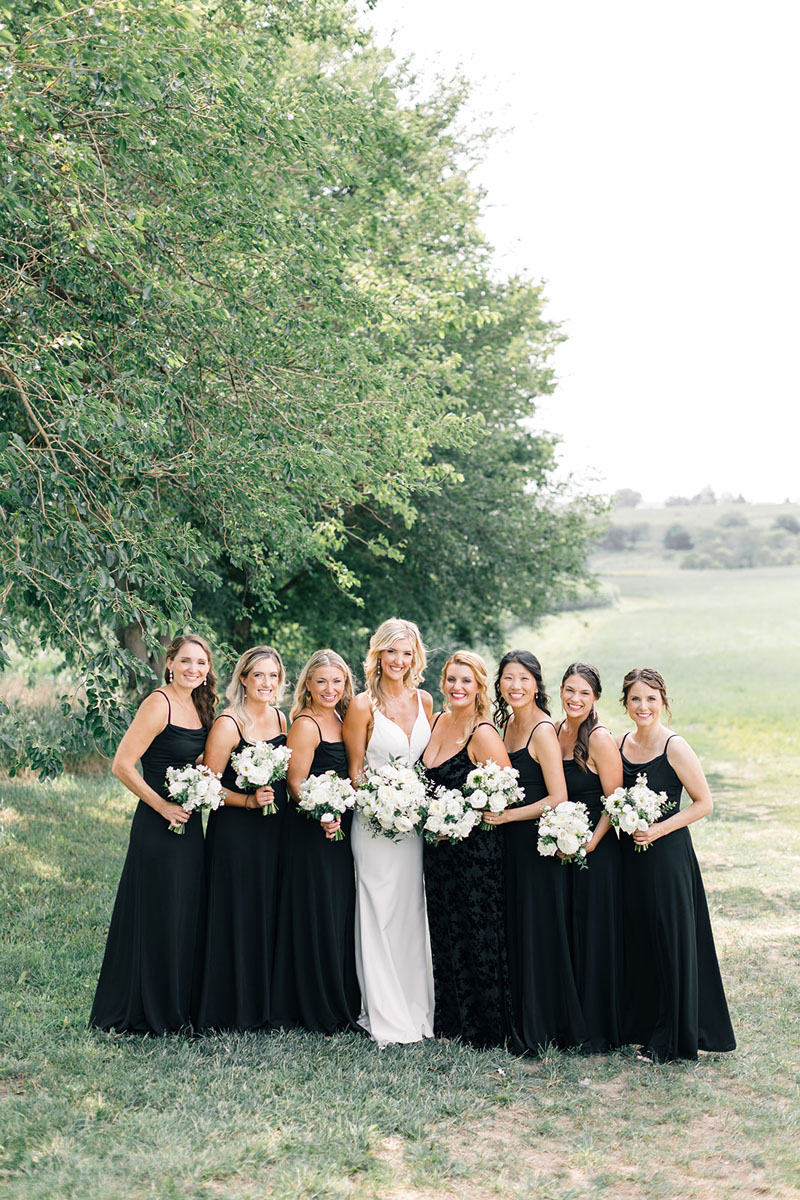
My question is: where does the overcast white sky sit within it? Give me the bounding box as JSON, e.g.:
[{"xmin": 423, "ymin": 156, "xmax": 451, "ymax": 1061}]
[{"xmin": 363, "ymin": 0, "xmax": 800, "ymax": 504}]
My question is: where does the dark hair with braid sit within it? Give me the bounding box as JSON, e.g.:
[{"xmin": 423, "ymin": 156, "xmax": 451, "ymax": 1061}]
[
  {"xmin": 561, "ymin": 662, "xmax": 601, "ymax": 773},
  {"xmin": 620, "ymin": 667, "xmax": 672, "ymax": 721},
  {"xmin": 164, "ymin": 634, "xmax": 218, "ymax": 731},
  {"xmin": 493, "ymin": 650, "xmax": 550, "ymax": 729}
]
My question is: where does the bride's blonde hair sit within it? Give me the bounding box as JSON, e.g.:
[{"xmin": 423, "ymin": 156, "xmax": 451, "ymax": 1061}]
[
  {"xmin": 363, "ymin": 617, "xmax": 427, "ymax": 709},
  {"xmin": 441, "ymin": 650, "xmax": 493, "ymax": 745}
]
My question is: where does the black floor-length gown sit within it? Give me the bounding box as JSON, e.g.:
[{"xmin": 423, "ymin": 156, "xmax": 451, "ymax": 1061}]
[
  {"xmin": 90, "ymin": 692, "xmax": 206, "ymax": 1034},
  {"xmin": 505, "ymin": 726, "xmax": 587, "ymax": 1053},
  {"xmin": 619, "ymin": 734, "xmax": 736, "ymax": 1061},
  {"xmin": 423, "ymin": 721, "xmax": 511, "ymax": 1048},
  {"xmin": 270, "ymin": 718, "xmax": 360, "ymax": 1033},
  {"xmin": 564, "ymin": 738, "xmax": 623, "ymax": 1052},
  {"xmin": 196, "ymin": 717, "xmax": 287, "ymax": 1032}
]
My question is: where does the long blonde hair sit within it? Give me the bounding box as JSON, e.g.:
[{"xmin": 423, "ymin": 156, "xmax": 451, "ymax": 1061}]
[
  {"xmin": 225, "ymin": 646, "xmax": 285, "ymax": 743},
  {"xmin": 290, "ymin": 649, "xmax": 354, "ymax": 723},
  {"xmin": 440, "ymin": 650, "xmax": 493, "ymax": 744},
  {"xmin": 363, "ymin": 617, "xmax": 427, "ymax": 709}
]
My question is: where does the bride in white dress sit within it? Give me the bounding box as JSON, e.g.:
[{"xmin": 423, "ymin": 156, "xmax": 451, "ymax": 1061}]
[{"xmin": 343, "ymin": 618, "xmax": 435, "ymax": 1045}]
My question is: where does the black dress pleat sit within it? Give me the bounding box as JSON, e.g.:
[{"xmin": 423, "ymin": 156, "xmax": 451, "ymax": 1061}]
[
  {"xmin": 90, "ymin": 696, "xmax": 206, "ymax": 1034},
  {"xmin": 620, "ymin": 738, "xmax": 736, "ymax": 1061},
  {"xmin": 505, "ymin": 733, "xmax": 587, "ymax": 1053},
  {"xmin": 422, "ymin": 724, "xmax": 511, "ymax": 1048},
  {"xmin": 270, "ymin": 732, "xmax": 360, "ymax": 1033},
  {"xmin": 564, "ymin": 759, "xmax": 623, "ymax": 1052},
  {"xmin": 195, "ymin": 722, "xmax": 287, "ymax": 1031}
]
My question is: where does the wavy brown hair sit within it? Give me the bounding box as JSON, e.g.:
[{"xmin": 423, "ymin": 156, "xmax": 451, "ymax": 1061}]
[
  {"xmin": 225, "ymin": 646, "xmax": 286, "ymax": 742},
  {"xmin": 363, "ymin": 618, "xmax": 427, "ymax": 709},
  {"xmin": 620, "ymin": 667, "xmax": 672, "ymax": 721},
  {"xmin": 164, "ymin": 634, "xmax": 218, "ymax": 730},
  {"xmin": 290, "ymin": 649, "xmax": 354, "ymax": 723},
  {"xmin": 441, "ymin": 650, "xmax": 493, "ymax": 745},
  {"xmin": 561, "ymin": 662, "xmax": 601, "ymax": 773}
]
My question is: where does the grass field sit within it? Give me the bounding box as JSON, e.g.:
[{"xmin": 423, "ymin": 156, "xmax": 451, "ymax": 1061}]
[{"xmin": 1, "ymin": 564, "xmax": 799, "ymax": 1199}]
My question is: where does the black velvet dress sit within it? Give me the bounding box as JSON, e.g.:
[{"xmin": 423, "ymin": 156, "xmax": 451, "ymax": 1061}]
[
  {"xmin": 422, "ymin": 721, "xmax": 511, "ymax": 1048},
  {"xmin": 563, "ymin": 733, "xmax": 623, "ymax": 1052},
  {"xmin": 270, "ymin": 717, "xmax": 360, "ymax": 1033},
  {"xmin": 90, "ymin": 691, "xmax": 206, "ymax": 1034},
  {"xmin": 196, "ymin": 715, "xmax": 287, "ymax": 1032},
  {"xmin": 505, "ymin": 724, "xmax": 587, "ymax": 1053},
  {"xmin": 619, "ymin": 734, "xmax": 736, "ymax": 1061}
]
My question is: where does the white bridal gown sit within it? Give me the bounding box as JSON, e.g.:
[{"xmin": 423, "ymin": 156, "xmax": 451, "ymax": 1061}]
[{"xmin": 352, "ymin": 692, "xmax": 435, "ymax": 1045}]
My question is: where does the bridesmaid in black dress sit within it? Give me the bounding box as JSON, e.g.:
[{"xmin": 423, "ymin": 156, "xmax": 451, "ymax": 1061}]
[
  {"xmin": 617, "ymin": 668, "xmax": 736, "ymax": 1062},
  {"xmin": 196, "ymin": 646, "xmax": 288, "ymax": 1032},
  {"xmin": 484, "ymin": 650, "xmax": 586, "ymax": 1053},
  {"xmin": 270, "ymin": 649, "xmax": 361, "ymax": 1034},
  {"xmin": 90, "ymin": 634, "xmax": 217, "ymax": 1033},
  {"xmin": 422, "ymin": 650, "xmax": 513, "ymax": 1048},
  {"xmin": 557, "ymin": 662, "xmax": 624, "ymax": 1052}
]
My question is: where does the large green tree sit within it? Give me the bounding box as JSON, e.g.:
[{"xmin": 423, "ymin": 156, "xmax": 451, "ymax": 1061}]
[{"xmin": 0, "ymin": 0, "xmax": 595, "ymax": 772}]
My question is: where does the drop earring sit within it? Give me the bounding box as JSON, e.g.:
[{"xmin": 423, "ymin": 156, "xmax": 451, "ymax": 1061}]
[{"xmin": 168, "ymin": 668, "xmax": 174, "ymax": 683}]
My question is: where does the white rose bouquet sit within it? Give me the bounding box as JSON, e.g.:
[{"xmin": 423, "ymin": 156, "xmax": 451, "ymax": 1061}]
[
  {"xmin": 164, "ymin": 763, "xmax": 225, "ymax": 834},
  {"xmin": 537, "ymin": 800, "xmax": 592, "ymax": 868},
  {"xmin": 603, "ymin": 772, "xmax": 668, "ymax": 851},
  {"xmin": 464, "ymin": 760, "xmax": 525, "ymax": 830},
  {"xmin": 230, "ymin": 741, "xmax": 292, "ymax": 815},
  {"xmin": 355, "ymin": 760, "xmax": 427, "ymax": 840},
  {"xmin": 297, "ymin": 771, "xmax": 356, "ymax": 842},
  {"xmin": 422, "ymin": 786, "xmax": 481, "ymax": 846}
]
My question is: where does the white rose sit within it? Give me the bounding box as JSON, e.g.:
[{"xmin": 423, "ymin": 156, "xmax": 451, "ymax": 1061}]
[
  {"xmin": 320, "ymin": 811, "xmax": 334, "ymax": 823},
  {"xmin": 619, "ymin": 809, "xmax": 638, "ymax": 834},
  {"xmin": 539, "ymin": 839, "xmax": 557, "ymax": 857},
  {"xmin": 636, "ymin": 818, "xmax": 650, "ymax": 831},
  {"xmin": 468, "ymin": 790, "xmax": 488, "ymax": 810},
  {"xmin": 556, "ymin": 831, "xmax": 580, "ymax": 856},
  {"xmin": 395, "ymin": 815, "xmax": 414, "ymax": 833}
]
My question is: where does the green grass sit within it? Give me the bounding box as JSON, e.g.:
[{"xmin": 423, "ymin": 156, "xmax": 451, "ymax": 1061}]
[{"xmin": 2, "ymin": 563, "xmax": 799, "ymax": 1198}]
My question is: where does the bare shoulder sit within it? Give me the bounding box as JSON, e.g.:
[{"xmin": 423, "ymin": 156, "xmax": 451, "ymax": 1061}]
[
  {"xmin": 531, "ymin": 718, "xmax": 559, "ymax": 745},
  {"xmin": 208, "ymin": 710, "xmax": 241, "ymax": 748},
  {"xmin": 664, "ymin": 733, "xmax": 697, "ymax": 766},
  {"xmin": 286, "ymin": 712, "xmax": 322, "ymax": 749},
  {"xmin": 471, "ymin": 721, "xmax": 506, "ymax": 758},
  {"xmin": 588, "ymin": 725, "xmax": 621, "ymax": 762},
  {"xmin": 132, "ymin": 689, "xmax": 170, "ymax": 731}
]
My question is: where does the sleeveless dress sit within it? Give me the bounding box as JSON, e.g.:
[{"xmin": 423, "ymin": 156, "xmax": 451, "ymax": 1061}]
[
  {"xmin": 505, "ymin": 724, "xmax": 587, "ymax": 1053},
  {"xmin": 422, "ymin": 720, "xmax": 511, "ymax": 1047},
  {"xmin": 90, "ymin": 691, "xmax": 206, "ymax": 1033},
  {"xmin": 562, "ymin": 726, "xmax": 623, "ymax": 1052},
  {"xmin": 195, "ymin": 714, "xmax": 287, "ymax": 1031},
  {"xmin": 619, "ymin": 734, "xmax": 736, "ymax": 1061},
  {"xmin": 352, "ymin": 692, "xmax": 434, "ymax": 1045},
  {"xmin": 270, "ymin": 717, "xmax": 360, "ymax": 1033}
]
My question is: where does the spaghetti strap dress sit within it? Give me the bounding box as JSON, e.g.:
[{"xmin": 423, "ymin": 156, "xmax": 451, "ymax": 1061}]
[
  {"xmin": 270, "ymin": 716, "xmax": 360, "ymax": 1033},
  {"xmin": 505, "ymin": 724, "xmax": 587, "ymax": 1053},
  {"xmin": 562, "ymin": 725, "xmax": 623, "ymax": 1052},
  {"xmin": 352, "ymin": 692, "xmax": 434, "ymax": 1045},
  {"xmin": 196, "ymin": 714, "xmax": 287, "ymax": 1031},
  {"xmin": 89, "ymin": 691, "xmax": 207, "ymax": 1033},
  {"xmin": 619, "ymin": 733, "xmax": 736, "ymax": 1061},
  {"xmin": 422, "ymin": 720, "xmax": 511, "ymax": 1047}
]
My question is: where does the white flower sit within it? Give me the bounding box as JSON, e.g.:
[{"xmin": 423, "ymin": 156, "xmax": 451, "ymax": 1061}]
[{"xmin": 556, "ymin": 831, "xmax": 580, "ymax": 856}]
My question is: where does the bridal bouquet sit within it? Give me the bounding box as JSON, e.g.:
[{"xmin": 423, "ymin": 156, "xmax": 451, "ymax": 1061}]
[
  {"xmin": 165, "ymin": 763, "xmax": 225, "ymax": 834},
  {"xmin": 464, "ymin": 760, "xmax": 524, "ymax": 830},
  {"xmin": 537, "ymin": 800, "xmax": 592, "ymax": 868},
  {"xmin": 355, "ymin": 760, "xmax": 427, "ymax": 840},
  {"xmin": 422, "ymin": 786, "xmax": 481, "ymax": 846},
  {"xmin": 297, "ymin": 771, "xmax": 357, "ymax": 842},
  {"xmin": 604, "ymin": 773, "xmax": 668, "ymax": 851},
  {"xmin": 230, "ymin": 741, "xmax": 292, "ymax": 815}
]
